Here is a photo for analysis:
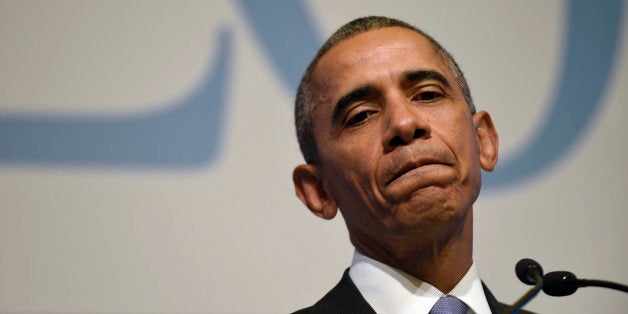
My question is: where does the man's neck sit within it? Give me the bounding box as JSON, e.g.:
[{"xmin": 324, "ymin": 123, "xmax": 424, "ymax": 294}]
[{"xmin": 352, "ymin": 209, "xmax": 474, "ymax": 293}]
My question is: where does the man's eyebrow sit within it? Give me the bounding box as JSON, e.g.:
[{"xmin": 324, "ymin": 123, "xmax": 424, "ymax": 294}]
[
  {"xmin": 403, "ymin": 70, "xmax": 452, "ymax": 88},
  {"xmin": 331, "ymin": 85, "xmax": 374, "ymax": 125}
]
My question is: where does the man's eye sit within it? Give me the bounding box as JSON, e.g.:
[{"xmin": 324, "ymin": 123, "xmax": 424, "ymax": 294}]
[
  {"xmin": 415, "ymin": 91, "xmax": 442, "ymax": 102},
  {"xmin": 346, "ymin": 111, "xmax": 373, "ymax": 126}
]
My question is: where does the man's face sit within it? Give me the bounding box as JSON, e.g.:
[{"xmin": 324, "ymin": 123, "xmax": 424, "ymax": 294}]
[{"xmin": 302, "ymin": 27, "xmax": 497, "ymax": 249}]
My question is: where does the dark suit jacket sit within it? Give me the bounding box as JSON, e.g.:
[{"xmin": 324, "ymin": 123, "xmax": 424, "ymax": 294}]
[{"xmin": 293, "ymin": 268, "xmax": 536, "ymax": 314}]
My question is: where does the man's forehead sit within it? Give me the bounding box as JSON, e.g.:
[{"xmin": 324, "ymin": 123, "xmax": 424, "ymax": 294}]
[
  {"xmin": 310, "ymin": 27, "xmax": 451, "ymax": 106},
  {"xmin": 332, "ymin": 27, "xmax": 435, "ymax": 55},
  {"xmin": 313, "ymin": 28, "xmax": 446, "ymax": 84}
]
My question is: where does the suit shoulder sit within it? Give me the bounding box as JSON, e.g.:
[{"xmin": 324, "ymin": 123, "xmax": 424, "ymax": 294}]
[{"xmin": 291, "ymin": 268, "xmax": 375, "ymax": 314}]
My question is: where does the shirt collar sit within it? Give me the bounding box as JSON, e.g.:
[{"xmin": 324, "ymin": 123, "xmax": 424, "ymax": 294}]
[{"xmin": 349, "ymin": 250, "xmax": 492, "ymax": 314}]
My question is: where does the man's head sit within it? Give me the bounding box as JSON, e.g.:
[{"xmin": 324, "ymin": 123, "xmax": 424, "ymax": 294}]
[
  {"xmin": 295, "ymin": 16, "xmax": 475, "ymax": 165},
  {"xmin": 292, "ymin": 16, "xmax": 498, "ymax": 259}
]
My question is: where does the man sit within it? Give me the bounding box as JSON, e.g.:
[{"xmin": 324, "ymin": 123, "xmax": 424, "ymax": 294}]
[{"xmin": 291, "ymin": 16, "xmax": 530, "ymax": 314}]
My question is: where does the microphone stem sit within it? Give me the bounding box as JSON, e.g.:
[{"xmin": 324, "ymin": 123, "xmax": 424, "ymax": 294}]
[
  {"xmin": 579, "ymin": 279, "xmax": 628, "ymax": 293},
  {"xmin": 504, "ymin": 276, "xmax": 543, "ymax": 314}
]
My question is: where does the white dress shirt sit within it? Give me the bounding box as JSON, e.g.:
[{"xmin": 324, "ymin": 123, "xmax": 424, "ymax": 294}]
[{"xmin": 349, "ymin": 250, "xmax": 492, "ymax": 314}]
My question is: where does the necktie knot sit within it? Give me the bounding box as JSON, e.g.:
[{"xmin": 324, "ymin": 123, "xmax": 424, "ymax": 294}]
[{"xmin": 429, "ymin": 296, "xmax": 469, "ymax": 314}]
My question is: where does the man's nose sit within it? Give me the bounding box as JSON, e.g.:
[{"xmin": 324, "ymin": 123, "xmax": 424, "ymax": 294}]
[{"xmin": 382, "ymin": 98, "xmax": 431, "ymax": 152}]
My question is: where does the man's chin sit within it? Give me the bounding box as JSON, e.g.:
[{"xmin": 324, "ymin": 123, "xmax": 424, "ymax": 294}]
[
  {"xmin": 389, "ymin": 192, "xmax": 466, "ymax": 228},
  {"xmin": 384, "ymin": 181, "xmax": 452, "ymax": 207}
]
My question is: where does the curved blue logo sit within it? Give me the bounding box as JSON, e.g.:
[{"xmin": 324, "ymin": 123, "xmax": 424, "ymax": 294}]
[
  {"xmin": 0, "ymin": 0, "xmax": 624, "ymax": 190},
  {"xmin": 483, "ymin": 0, "xmax": 624, "ymax": 189},
  {"xmin": 0, "ymin": 28, "xmax": 233, "ymax": 168}
]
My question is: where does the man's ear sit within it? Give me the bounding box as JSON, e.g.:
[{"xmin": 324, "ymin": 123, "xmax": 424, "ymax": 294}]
[
  {"xmin": 292, "ymin": 164, "xmax": 338, "ymax": 219},
  {"xmin": 472, "ymin": 111, "xmax": 499, "ymax": 172}
]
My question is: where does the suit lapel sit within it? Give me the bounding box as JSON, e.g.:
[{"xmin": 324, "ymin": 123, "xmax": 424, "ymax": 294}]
[
  {"xmin": 308, "ymin": 268, "xmax": 375, "ymax": 313},
  {"xmin": 482, "ymin": 282, "xmax": 509, "ymax": 313}
]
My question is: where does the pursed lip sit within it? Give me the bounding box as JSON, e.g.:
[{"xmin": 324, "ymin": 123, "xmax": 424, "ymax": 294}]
[{"xmin": 384, "ymin": 156, "xmax": 453, "ymax": 185}]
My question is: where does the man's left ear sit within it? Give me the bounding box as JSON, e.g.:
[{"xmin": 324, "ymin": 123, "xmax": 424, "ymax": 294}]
[{"xmin": 472, "ymin": 111, "xmax": 499, "ymax": 171}]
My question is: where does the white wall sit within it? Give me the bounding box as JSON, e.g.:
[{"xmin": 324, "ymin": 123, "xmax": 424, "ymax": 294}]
[{"xmin": 0, "ymin": 1, "xmax": 626, "ymax": 313}]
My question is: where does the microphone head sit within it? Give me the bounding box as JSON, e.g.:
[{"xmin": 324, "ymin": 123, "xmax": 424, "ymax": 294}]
[
  {"xmin": 515, "ymin": 258, "xmax": 544, "ymax": 285},
  {"xmin": 542, "ymin": 271, "xmax": 579, "ymax": 296}
]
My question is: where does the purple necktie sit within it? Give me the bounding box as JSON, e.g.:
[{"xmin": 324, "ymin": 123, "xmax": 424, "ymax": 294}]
[{"xmin": 429, "ymin": 296, "xmax": 469, "ymax": 314}]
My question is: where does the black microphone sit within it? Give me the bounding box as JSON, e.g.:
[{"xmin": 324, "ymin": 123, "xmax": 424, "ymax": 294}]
[
  {"xmin": 543, "ymin": 271, "xmax": 578, "ymax": 296},
  {"xmin": 516, "ymin": 258, "xmax": 544, "ymax": 285},
  {"xmin": 505, "ymin": 258, "xmax": 545, "ymax": 314},
  {"xmin": 543, "ymin": 270, "xmax": 628, "ymax": 296}
]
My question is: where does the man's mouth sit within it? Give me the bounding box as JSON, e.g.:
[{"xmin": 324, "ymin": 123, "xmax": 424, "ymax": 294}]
[{"xmin": 385, "ymin": 157, "xmax": 453, "ymax": 185}]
